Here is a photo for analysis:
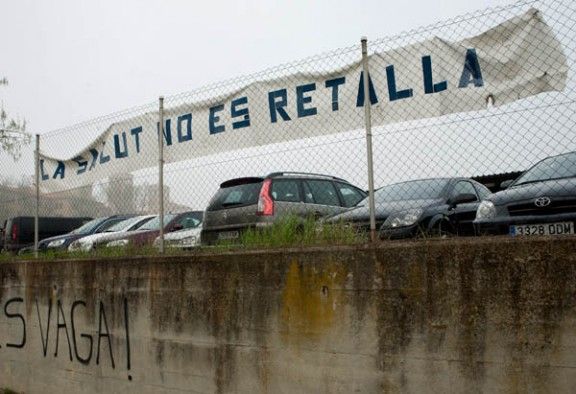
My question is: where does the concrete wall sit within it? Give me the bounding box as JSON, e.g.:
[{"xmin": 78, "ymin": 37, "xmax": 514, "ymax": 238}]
[{"xmin": 1, "ymin": 237, "xmax": 575, "ymax": 393}]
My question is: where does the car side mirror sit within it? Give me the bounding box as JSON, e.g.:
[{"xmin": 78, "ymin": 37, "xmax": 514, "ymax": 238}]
[
  {"xmin": 449, "ymin": 193, "xmax": 477, "ymax": 207},
  {"xmin": 172, "ymin": 224, "xmax": 184, "ymax": 231},
  {"xmin": 500, "ymin": 179, "xmax": 514, "ymax": 189}
]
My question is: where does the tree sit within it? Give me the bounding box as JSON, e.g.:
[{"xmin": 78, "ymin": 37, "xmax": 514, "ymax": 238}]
[{"xmin": 0, "ymin": 77, "xmax": 30, "ymax": 160}]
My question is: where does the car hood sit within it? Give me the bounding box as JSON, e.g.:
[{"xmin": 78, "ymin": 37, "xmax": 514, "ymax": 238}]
[
  {"xmin": 489, "ymin": 177, "xmax": 576, "ymax": 206},
  {"xmin": 326, "ymin": 199, "xmax": 443, "ymax": 222},
  {"xmin": 39, "ymin": 233, "xmax": 84, "ymax": 247},
  {"xmin": 75, "ymin": 230, "xmax": 132, "ymax": 246}
]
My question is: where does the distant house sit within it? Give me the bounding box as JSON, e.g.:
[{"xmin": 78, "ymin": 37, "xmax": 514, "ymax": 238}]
[{"xmin": 472, "ymin": 171, "xmax": 523, "ymax": 193}]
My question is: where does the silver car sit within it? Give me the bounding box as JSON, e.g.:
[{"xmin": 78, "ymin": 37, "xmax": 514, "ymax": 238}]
[
  {"xmin": 201, "ymin": 172, "xmax": 367, "ymax": 245},
  {"xmin": 68, "ymin": 215, "xmax": 156, "ymax": 252}
]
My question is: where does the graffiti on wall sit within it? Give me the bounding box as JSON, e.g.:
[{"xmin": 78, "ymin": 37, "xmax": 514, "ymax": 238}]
[{"xmin": 0, "ymin": 297, "xmax": 133, "ymax": 380}]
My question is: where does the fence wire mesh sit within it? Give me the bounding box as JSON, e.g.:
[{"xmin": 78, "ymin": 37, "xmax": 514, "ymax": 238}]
[{"xmin": 1, "ymin": 0, "xmax": 576, "ymax": 252}]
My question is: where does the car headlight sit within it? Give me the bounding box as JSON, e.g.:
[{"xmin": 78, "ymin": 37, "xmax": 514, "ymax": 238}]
[
  {"xmin": 382, "ymin": 209, "xmax": 423, "ymax": 229},
  {"xmin": 106, "ymin": 239, "xmax": 129, "ymax": 248},
  {"xmin": 48, "ymin": 239, "xmax": 66, "ymax": 248},
  {"xmin": 476, "ymin": 201, "xmax": 496, "ymax": 220},
  {"xmin": 80, "ymin": 241, "xmax": 94, "ymax": 252},
  {"xmin": 176, "ymin": 235, "xmax": 198, "ymax": 247}
]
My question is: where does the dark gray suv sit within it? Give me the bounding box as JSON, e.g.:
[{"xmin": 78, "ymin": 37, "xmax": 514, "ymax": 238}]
[{"xmin": 201, "ymin": 172, "xmax": 367, "ymax": 244}]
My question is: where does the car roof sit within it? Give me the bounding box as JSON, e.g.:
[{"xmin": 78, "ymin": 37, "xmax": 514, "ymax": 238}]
[
  {"xmin": 266, "ymin": 172, "xmax": 347, "ymax": 182},
  {"xmin": 220, "ymin": 177, "xmax": 264, "ymax": 188},
  {"xmin": 219, "ymin": 172, "xmax": 349, "ymax": 188}
]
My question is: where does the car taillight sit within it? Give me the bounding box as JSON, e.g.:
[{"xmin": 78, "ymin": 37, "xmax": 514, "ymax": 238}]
[
  {"xmin": 11, "ymin": 223, "xmax": 18, "ymax": 241},
  {"xmin": 257, "ymin": 179, "xmax": 274, "ymax": 216}
]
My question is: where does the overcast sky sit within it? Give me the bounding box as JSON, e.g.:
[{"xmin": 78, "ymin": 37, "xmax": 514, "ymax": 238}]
[{"xmin": 1, "ymin": 0, "xmax": 515, "ymax": 135}]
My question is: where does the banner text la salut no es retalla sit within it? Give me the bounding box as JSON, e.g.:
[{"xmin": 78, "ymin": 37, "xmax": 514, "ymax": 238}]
[
  {"xmin": 40, "ymin": 49, "xmax": 481, "ymax": 180},
  {"xmin": 39, "ymin": 9, "xmax": 568, "ymax": 192}
]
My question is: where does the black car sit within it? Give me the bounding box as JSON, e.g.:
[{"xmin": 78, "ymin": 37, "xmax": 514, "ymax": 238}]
[
  {"xmin": 18, "ymin": 215, "xmax": 134, "ymax": 254},
  {"xmin": 474, "ymin": 151, "xmax": 576, "ymax": 236},
  {"xmin": 3, "ymin": 216, "xmax": 93, "ymax": 253},
  {"xmin": 325, "ymin": 178, "xmax": 491, "ymax": 239},
  {"xmin": 105, "ymin": 211, "xmax": 204, "ymax": 248}
]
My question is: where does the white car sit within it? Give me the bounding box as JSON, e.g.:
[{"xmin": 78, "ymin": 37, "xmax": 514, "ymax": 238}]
[
  {"xmin": 153, "ymin": 226, "xmax": 202, "ymax": 249},
  {"xmin": 68, "ymin": 215, "xmax": 156, "ymax": 252}
]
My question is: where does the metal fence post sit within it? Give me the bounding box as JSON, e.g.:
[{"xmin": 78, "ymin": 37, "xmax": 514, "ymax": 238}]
[
  {"xmin": 361, "ymin": 37, "xmax": 377, "ymax": 243},
  {"xmin": 158, "ymin": 96, "xmax": 165, "ymax": 254},
  {"xmin": 34, "ymin": 134, "xmax": 40, "ymax": 258}
]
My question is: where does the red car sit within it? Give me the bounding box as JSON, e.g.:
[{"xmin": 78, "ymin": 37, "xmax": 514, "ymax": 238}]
[{"xmin": 105, "ymin": 211, "xmax": 203, "ymax": 249}]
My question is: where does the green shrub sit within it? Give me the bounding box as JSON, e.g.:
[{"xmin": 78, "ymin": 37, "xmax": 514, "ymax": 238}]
[{"xmin": 236, "ymin": 215, "xmax": 365, "ymax": 249}]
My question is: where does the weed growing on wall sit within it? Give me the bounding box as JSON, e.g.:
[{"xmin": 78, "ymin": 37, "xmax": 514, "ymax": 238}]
[{"xmin": 234, "ymin": 215, "xmax": 365, "ymax": 249}]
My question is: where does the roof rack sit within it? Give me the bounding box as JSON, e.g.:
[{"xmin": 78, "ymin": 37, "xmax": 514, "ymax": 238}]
[{"xmin": 266, "ymin": 171, "xmax": 347, "ymax": 182}]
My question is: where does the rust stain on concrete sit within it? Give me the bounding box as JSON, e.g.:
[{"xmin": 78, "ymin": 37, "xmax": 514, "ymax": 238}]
[{"xmin": 280, "ymin": 259, "xmax": 346, "ymax": 343}]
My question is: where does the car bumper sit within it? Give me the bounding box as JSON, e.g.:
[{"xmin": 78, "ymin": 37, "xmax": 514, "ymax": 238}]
[
  {"xmin": 474, "ymin": 213, "xmax": 576, "ymax": 235},
  {"xmin": 379, "ymin": 224, "xmax": 421, "ymax": 239}
]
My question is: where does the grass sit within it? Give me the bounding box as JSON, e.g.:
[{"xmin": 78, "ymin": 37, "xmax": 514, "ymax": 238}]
[
  {"xmin": 1, "ymin": 389, "xmax": 19, "ymax": 394},
  {"xmin": 0, "ymin": 244, "xmax": 184, "ymax": 262},
  {"xmin": 226, "ymin": 215, "xmax": 366, "ymax": 249}
]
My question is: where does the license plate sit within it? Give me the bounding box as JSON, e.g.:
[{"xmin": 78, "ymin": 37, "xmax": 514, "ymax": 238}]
[
  {"xmin": 218, "ymin": 231, "xmax": 239, "ymax": 240},
  {"xmin": 510, "ymin": 222, "xmax": 575, "ymax": 236}
]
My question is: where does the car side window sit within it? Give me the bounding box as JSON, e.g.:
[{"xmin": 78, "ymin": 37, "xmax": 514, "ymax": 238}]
[
  {"xmin": 302, "ymin": 182, "xmax": 314, "ymax": 203},
  {"xmin": 451, "ymin": 181, "xmax": 479, "ymax": 201},
  {"xmin": 271, "ymin": 180, "xmax": 301, "ymax": 202},
  {"xmin": 176, "ymin": 214, "xmax": 202, "ymax": 229},
  {"xmin": 303, "ymin": 180, "xmax": 340, "ymax": 206},
  {"xmin": 335, "ymin": 183, "xmax": 365, "ymax": 207}
]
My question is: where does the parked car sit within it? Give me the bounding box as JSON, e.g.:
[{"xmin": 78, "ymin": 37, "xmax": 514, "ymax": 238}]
[
  {"xmin": 68, "ymin": 215, "xmax": 156, "ymax": 252},
  {"xmin": 153, "ymin": 218, "xmax": 203, "ymax": 250},
  {"xmin": 18, "ymin": 215, "xmax": 134, "ymax": 254},
  {"xmin": 474, "ymin": 151, "xmax": 576, "ymax": 236},
  {"xmin": 200, "ymin": 172, "xmax": 367, "ymax": 245},
  {"xmin": 3, "ymin": 216, "xmax": 92, "ymax": 253},
  {"xmin": 325, "ymin": 177, "xmax": 491, "ymax": 238},
  {"xmin": 106, "ymin": 211, "xmax": 204, "ymax": 249}
]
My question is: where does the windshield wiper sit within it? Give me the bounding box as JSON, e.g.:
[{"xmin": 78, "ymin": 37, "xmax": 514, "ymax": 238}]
[{"xmin": 514, "ymin": 175, "xmax": 576, "ymax": 187}]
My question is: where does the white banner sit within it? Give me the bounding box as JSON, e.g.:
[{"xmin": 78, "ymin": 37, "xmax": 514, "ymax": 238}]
[{"xmin": 40, "ymin": 8, "xmax": 567, "ymax": 192}]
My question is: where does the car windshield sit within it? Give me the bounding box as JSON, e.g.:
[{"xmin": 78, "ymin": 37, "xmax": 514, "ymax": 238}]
[
  {"xmin": 360, "ymin": 179, "xmax": 450, "ymax": 205},
  {"xmin": 138, "ymin": 214, "xmax": 177, "ymax": 231},
  {"xmin": 207, "ymin": 179, "xmax": 263, "ymax": 211},
  {"xmin": 70, "ymin": 218, "xmax": 105, "ymax": 234},
  {"xmin": 513, "ymin": 152, "xmax": 576, "ymax": 186},
  {"xmin": 105, "ymin": 216, "xmax": 153, "ymax": 232}
]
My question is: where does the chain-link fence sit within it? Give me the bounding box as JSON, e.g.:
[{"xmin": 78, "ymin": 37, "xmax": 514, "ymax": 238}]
[{"xmin": 1, "ymin": 0, "xmax": 575, "ymax": 253}]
